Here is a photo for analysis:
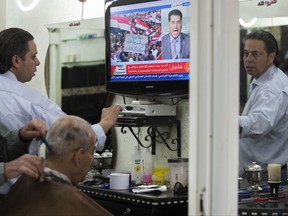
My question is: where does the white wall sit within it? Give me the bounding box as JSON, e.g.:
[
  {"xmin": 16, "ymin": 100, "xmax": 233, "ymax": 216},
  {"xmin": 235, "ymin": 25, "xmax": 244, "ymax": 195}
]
[
  {"xmin": 112, "ymin": 96, "xmax": 189, "ymax": 172},
  {"xmin": 0, "ymin": 0, "xmax": 5, "ymax": 30}
]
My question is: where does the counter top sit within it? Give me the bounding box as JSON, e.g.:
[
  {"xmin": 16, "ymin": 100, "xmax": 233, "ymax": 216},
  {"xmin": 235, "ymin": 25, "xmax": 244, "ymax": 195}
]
[
  {"xmin": 78, "ymin": 180, "xmax": 288, "ymax": 215},
  {"xmin": 77, "ymin": 184, "xmax": 188, "ymax": 207},
  {"xmin": 238, "ymin": 179, "xmax": 288, "ymax": 215},
  {"xmin": 239, "ymin": 200, "xmax": 288, "ymax": 215}
]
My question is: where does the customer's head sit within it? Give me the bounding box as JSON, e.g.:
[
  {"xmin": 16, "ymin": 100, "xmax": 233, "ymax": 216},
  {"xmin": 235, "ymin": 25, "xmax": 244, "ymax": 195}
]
[
  {"xmin": 243, "ymin": 30, "xmax": 279, "ymax": 79},
  {"xmin": 0, "ymin": 27, "xmax": 40, "ymax": 82},
  {"xmin": 168, "ymin": 9, "xmax": 183, "ymax": 38},
  {"xmin": 45, "ymin": 115, "xmax": 96, "ymax": 184}
]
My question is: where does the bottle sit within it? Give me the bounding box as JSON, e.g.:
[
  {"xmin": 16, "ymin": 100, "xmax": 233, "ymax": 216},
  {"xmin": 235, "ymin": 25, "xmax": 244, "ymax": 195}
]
[
  {"xmin": 152, "ymin": 160, "xmax": 169, "ymax": 185},
  {"xmin": 142, "ymin": 148, "xmax": 153, "ymax": 184},
  {"xmin": 131, "ymin": 146, "xmax": 143, "ymax": 185}
]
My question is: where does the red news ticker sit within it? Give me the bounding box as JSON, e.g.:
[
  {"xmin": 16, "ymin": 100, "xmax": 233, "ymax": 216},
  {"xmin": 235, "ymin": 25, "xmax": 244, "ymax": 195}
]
[{"xmin": 111, "ymin": 62, "xmax": 190, "ymax": 75}]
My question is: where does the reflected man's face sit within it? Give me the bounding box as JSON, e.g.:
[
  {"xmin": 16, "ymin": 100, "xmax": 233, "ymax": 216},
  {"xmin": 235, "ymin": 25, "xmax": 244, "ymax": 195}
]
[
  {"xmin": 243, "ymin": 39, "xmax": 275, "ymax": 79},
  {"xmin": 14, "ymin": 40, "xmax": 40, "ymax": 83}
]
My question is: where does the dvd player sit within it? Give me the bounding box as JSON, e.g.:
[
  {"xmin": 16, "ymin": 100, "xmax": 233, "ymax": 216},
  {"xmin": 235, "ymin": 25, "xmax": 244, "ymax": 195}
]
[
  {"xmin": 116, "ymin": 116, "xmax": 177, "ymax": 126},
  {"xmin": 118, "ymin": 104, "xmax": 176, "ymax": 116}
]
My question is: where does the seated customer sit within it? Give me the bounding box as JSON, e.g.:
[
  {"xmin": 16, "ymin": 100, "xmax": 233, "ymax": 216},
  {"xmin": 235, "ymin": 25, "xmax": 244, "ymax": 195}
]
[
  {"xmin": 1, "ymin": 119, "xmax": 47, "ymax": 186},
  {"xmin": 0, "ymin": 116, "xmax": 112, "ymax": 216}
]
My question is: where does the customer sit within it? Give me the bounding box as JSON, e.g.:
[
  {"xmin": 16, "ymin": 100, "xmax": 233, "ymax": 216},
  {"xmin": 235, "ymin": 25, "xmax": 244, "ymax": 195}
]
[
  {"xmin": 0, "ymin": 27, "xmax": 121, "ymax": 154},
  {"xmin": 0, "ymin": 116, "xmax": 112, "ymax": 216},
  {"xmin": 1, "ymin": 119, "xmax": 47, "ymax": 186},
  {"xmin": 239, "ymin": 30, "xmax": 288, "ymax": 182},
  {"xmin": 161, "ymin": 9, "xmax": 190, "ymax": 60}
]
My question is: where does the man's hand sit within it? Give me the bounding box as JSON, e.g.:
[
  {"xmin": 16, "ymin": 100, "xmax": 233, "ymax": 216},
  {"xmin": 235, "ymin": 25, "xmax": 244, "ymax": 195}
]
[
  {"xmin": 4, "ymin": 154, "xmax": 44, "ymax": 181},
  {"xmin": 99, "ymin": 105, "xmax": 122, "ymax": 133},
  {"xmin": 19, "ymin": 119, "xmax": 48, "ymax": 141}
]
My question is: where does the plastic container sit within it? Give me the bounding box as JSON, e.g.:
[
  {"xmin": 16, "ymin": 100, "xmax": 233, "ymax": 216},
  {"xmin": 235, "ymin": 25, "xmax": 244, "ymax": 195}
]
[
  {"xmin": 152, "ymin": 160, "xmax": 170, "ymax": 185},
  {"xmin": 142, "ymin": 148, "xmax": 153, "ymax": 184},
  {"xmin": 131, "ymin": 146, "xmax": 143, "ymax": 185},
  {"xmin": 110, "ymin": 173, "xmax": 130, "ymax": 189},
  {"xmin": 168, "ymin": 158, "xmax": 188, "ymax": 189}
]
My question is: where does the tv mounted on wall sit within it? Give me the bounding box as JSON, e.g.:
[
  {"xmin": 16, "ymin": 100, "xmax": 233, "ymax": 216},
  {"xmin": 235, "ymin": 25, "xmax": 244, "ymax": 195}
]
[{"xmin": 105, "ymin": 0, "xmax": 190, "ymax": 98}]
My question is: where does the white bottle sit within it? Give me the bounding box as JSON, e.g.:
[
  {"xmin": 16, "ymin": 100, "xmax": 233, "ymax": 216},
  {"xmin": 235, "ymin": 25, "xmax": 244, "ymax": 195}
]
[
  {"xmin": 142, "ymin": 147, "xmax": 153, "ymax": 184},
  {"xmin": 131, "ymin": 146, "xmax": 143, "ymax": 185}
]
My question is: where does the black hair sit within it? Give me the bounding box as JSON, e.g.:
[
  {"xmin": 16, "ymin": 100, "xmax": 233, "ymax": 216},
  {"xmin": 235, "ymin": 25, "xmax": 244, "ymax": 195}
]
[
  {"xmin": 245, "ymin": 30, "xmax": 280, "ymax": 66},
  {"xmin": 168, "ymin": 9, "xmax": 183, "ymax": 22},
  {"xmin": 0, "ymin": 28, "xmax": 34, "ymax": 74}
]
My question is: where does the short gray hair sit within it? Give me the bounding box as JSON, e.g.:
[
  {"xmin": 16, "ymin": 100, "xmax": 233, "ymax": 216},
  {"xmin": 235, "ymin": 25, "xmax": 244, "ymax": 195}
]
[{"xmin": 46, "ymin": 115, "xmax": 96, "ymax": 156}]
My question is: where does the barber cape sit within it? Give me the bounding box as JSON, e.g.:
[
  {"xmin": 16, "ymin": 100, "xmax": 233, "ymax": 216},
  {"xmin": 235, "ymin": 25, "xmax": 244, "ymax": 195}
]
[{"xmin": 0, "ymin": 167, "xmax": 112, "ymax": 216}]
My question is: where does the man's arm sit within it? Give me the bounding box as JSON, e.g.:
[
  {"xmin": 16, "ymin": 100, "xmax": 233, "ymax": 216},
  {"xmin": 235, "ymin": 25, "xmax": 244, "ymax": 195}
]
[
  {"xmin": 0, "ymin": 154, "xmax": 44, "ymax": 186},
  {"xmin": 0, "ymin": 119, "xmax": 47, "ymax": 162},
  {"xmin": 98, "ymin": 105, "xmax": 122, "ymax": 134},
  {"xmin": 93, "ymin": 105, "xmax": 121, "ymax": 152}
]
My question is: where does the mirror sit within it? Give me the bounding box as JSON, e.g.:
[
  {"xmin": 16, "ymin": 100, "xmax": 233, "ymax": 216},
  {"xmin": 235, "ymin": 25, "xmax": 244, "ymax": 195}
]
[
  {"xmin": 45, "ymin": 18, "xmax": 115, "ymax": 159},
  {"xmin": 45, "ymin": 18, "xmax": 105, "ymax": 107},
  {"xmin": 239, "ymin": 0, "xmax": 288, "ymax": 110}
]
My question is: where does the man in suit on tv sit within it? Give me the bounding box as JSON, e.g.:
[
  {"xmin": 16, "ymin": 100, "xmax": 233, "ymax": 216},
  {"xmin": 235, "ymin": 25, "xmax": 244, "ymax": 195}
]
[{"xmin": 161, "ymin": 9, "xmax": 190, "ymax": 60}]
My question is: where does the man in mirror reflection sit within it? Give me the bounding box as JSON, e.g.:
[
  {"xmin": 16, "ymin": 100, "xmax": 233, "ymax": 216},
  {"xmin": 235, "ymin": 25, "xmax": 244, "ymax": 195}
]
[
  {"xmin": 239, "ymin": 30, "xmax": 288, "ymax": 183},
  {"xmin": 0, "ymin": 28, "xmax": 121, "ymax": 192},
  {"xmin": 161, "ymin": 9, "xmax": 190, "ymax": 60}
]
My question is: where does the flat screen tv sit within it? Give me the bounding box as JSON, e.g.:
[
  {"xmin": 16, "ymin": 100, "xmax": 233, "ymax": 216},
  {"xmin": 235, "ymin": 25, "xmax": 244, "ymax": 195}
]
[{"xmin": 105, "ymin": 0, "xmax": 190, "ymax": 98}]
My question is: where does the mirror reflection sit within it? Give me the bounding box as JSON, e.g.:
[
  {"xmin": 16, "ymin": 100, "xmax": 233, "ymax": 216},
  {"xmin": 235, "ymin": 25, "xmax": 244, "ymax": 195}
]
[
  {"xmin": 238, "ymin": 0, "xmax": 288, "ymax": 189},
  {"xmin": 239, "ymin": 0, "xmax": 288, "ymax": 109},
  {"xmin": 45, "ymin": 18, "xmax": 114, "ymax": 158}
]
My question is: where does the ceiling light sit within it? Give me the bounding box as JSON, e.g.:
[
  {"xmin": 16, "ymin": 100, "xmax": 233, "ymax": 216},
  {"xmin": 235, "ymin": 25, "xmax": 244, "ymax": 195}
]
[
  {"xmin": 239, "ymin": 17, "xmax": 257, "ymax": 28},
  {"xmin": 17, "ymin": 0, "xmax": 40, "ymax": 12}
]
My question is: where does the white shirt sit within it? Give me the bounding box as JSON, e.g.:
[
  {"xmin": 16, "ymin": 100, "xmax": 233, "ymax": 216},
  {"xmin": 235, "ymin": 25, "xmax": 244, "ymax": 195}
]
[
  {"xmin": 239, "ymin": 65, "xmax": 288, "ymax": 174},
  {"xmin": 0, "ymin": 71, "xmax": 106, "ymax": 153}
]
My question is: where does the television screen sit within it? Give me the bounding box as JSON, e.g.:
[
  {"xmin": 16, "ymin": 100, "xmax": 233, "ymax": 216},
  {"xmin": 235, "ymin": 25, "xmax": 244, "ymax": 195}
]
[{"xmin": 105, "ymin": 0, "xmax": 190, "ymax": 98}]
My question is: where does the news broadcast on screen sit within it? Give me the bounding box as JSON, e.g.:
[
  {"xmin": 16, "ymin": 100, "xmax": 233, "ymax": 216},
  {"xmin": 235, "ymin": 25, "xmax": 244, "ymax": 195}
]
[{"xmin": 108, "ymin": 0, "xmax": 190, "ymax": 82}]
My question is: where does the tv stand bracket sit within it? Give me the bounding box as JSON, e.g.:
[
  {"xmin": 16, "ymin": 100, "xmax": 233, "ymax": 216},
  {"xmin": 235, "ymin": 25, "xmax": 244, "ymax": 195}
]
[{"xmin": 115, "ymin": 116, "xmax": 181, "ymax": 157}]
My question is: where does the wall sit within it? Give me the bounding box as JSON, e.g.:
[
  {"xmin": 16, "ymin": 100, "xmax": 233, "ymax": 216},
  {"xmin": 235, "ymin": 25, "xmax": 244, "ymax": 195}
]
[
  {"xmin": 0, "ymin": 0, "xmax": 5, "ymax": 30},
  {"xmin": 112, "ymin": 96, "xmax": 189, "ymax": 172}
]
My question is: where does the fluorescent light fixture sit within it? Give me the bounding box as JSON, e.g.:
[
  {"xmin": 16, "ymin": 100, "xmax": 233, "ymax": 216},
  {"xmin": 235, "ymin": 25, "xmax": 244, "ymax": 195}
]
[
  {"xmin": 239, "ymin": 17, "xmax": 257, "ymax": 28},
  {"xmin": 17, "ymin": 0, "xmax": 40, "ymax": 12}
]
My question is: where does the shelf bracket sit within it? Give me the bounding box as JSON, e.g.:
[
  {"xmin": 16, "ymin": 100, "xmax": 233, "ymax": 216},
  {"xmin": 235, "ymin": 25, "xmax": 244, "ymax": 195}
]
[{"xmin": 118, "ymin": 120, "xmax": 181, "ymax": 157}]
